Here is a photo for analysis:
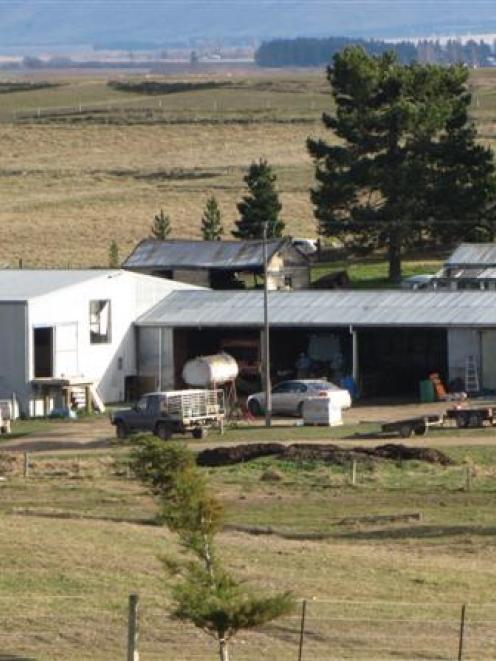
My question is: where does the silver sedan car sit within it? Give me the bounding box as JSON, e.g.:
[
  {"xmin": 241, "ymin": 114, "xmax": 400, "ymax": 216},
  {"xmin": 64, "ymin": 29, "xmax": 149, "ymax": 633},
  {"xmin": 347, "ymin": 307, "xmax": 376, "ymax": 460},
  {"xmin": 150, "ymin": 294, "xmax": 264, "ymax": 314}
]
[{"xmin": 246, "ymin": 379, "xmax": 351, "ymax": 417}]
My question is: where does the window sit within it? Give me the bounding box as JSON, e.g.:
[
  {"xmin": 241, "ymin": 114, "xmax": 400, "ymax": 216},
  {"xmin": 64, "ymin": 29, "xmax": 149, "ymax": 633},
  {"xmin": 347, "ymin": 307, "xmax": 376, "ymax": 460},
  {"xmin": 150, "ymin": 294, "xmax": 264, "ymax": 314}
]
[
  {"xmin": 90, "ymin": 300, "xmax": 111, "ymax": 344},
  {"xmin": 272, "ymin": 382, "xmax": 294, "ymax": 394}
]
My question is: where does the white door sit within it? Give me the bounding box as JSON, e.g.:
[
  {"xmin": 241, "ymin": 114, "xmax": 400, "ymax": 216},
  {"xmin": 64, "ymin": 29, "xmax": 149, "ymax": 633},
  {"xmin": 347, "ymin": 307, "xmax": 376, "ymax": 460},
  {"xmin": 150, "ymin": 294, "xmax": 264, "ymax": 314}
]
[
  {"xmin": 482, "ymin": 331, "xmax": 496, "ymax": 390},
  {"xmin": 55, "ymin": 323, "xmax": 79, "ymax": 377}
]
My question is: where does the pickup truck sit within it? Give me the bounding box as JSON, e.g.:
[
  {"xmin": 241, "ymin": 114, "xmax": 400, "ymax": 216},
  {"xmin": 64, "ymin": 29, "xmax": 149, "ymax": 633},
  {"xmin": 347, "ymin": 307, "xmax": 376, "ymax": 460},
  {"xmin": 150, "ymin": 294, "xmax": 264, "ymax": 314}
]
[{"xmin": 111, "ymin": 389, "xmax": 225, "ymax": 440}]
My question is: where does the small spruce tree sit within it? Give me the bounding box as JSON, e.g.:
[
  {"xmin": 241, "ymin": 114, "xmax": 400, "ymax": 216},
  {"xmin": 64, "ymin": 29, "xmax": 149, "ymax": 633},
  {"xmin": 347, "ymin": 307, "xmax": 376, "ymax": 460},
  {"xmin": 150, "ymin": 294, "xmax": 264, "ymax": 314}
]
[
  {"xmin": 201, "ymin": 195, "xmax": 224, "ymax": 241},
  {"xmin": 233, "ymin": 159, "xmax": 285, "ymax": 240},
  {"xmin": 131, "ymin": 440, "xmax": 294, "ymax": 661},
  {"xmin": 151, "ymin": 209, "xmax": 171, "ymax": 240},
  {"xmin": 108, "ymin": 240, "xmax": 119, "ymax": 268}
]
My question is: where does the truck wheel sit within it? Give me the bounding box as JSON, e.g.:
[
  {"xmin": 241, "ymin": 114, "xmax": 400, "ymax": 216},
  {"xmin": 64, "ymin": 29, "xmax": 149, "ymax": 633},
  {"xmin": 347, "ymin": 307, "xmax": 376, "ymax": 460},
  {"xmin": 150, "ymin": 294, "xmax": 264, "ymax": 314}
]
[
  {"xmin": 414, "ymin": 423, "xmax": 428, "ymax": 436},
  {"xmin": 399, "ymin": 424, "xmax": 414, "ymax": 438},
  {"xmin": 192, "ymin": 427, "xmax": 207, "ymax": 440},
  {"xmin": 115, "ymin": 422, "xmax": 128, "ymax": 439},
  {"xmin": 248, "ymin": 400, "xmax": 262, "ymax": 417},
  {"xmin": 156, "ymin": 423, "xmax": 173, "ymax": 441}
]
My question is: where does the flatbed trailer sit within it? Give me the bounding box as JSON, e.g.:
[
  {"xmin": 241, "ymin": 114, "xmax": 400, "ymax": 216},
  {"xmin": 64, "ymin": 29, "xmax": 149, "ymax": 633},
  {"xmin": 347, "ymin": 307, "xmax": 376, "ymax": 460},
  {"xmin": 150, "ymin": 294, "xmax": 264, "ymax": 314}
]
[
  {"xmin": 444, "ymin": 406, "xmax": 495, "ymax": 428},
  {"xmin": 380, "ymin": 415, "xmax": 445, "ymax": 438}
]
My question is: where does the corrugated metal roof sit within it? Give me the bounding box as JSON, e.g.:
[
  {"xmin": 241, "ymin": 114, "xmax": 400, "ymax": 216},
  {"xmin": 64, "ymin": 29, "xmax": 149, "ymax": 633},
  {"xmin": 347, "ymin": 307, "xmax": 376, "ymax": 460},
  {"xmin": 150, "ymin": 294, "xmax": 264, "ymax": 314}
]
[
  {"xmin": 0, "ymin": 269, "xmax": 118, "ymax": 301},
  {"xmin": 447, "ymin": 243, "xmax": 496, "ymax": 266},
  {"xmin": 123, "ymin": 238, "xmax": 290, "ymax": 271},
  {"xmin": 137, "ymin": 289, "xmax": 496, "ymax": 329}
]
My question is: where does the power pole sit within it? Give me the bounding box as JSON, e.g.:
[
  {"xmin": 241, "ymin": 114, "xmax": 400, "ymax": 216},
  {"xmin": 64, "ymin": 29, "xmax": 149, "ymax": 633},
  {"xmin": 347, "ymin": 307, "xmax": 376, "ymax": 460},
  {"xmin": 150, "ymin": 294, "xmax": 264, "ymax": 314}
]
[{"xmin": 263, "ymin": 223, "xmax": 272, "ymax": 428}]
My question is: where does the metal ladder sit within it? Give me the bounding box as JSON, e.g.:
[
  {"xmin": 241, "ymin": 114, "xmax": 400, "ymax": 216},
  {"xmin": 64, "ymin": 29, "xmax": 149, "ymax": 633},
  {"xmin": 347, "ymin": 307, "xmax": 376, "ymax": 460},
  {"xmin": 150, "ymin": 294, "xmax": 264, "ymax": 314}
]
[{"xmin": 464, "ymin": 355, "xmax": 480, "ymax": 394}]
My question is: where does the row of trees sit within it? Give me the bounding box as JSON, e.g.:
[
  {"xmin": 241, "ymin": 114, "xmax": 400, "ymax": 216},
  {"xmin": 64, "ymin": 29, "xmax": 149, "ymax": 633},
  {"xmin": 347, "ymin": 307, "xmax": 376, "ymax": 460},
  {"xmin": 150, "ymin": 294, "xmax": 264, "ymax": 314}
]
[
  {"xmin": 255, "ymin": 36, "xmax": 495, "ymax": 68},
  {"xmin": 109, "ymin": 160, "xmax": 285, "ymax": 265},
  {"xmin": 149, "ymin": 159, "xmax": 286, "ymax": 242}
]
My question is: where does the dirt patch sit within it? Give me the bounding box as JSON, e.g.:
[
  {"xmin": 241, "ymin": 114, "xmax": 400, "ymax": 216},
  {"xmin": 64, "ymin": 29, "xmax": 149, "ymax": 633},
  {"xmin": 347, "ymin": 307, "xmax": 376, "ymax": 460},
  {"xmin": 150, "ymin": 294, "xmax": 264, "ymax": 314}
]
[{"xmin": 196, "ymin": 442, "xmax": 453, "ymax": 467}]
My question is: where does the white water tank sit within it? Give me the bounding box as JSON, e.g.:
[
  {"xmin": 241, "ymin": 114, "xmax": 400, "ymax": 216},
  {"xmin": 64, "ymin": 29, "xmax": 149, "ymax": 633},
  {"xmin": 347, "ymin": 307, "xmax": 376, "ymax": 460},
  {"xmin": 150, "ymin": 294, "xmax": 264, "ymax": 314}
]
[{"xmin": 182, "ymin": 352, "xmax": 239, "ymax": 387}]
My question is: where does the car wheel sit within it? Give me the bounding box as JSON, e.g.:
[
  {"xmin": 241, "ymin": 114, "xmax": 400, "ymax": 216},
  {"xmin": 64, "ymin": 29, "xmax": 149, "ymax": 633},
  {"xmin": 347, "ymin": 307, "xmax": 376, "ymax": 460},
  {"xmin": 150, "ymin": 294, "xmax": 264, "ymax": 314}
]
[
  {"xmin": 115, "ymin": 422, "xmax": 128, "ymax": 439},
  {"xmin": 296, "ymin": 402, "xmax": 304, "ymax": 418},
  {"xmin": 156, "ymin": 423, "xmax": 173, "ymax": 441},
  {"xmin": 192, "ymin": 427, "xmax": 207, "ymax": 440},
  {"xmin": 248, "ymin": 399, "xmax": 263, "ymax": 417}
]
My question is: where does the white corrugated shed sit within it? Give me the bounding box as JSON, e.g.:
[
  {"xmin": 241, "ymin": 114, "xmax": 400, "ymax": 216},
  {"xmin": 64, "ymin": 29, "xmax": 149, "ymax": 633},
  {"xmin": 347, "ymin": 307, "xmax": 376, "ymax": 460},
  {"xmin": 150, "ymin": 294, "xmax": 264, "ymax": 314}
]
[
  {"xmin": 137, "ymin": 289, "xmax": 496, "ymax": 328},
  {"xmin": 0, "ymin": 270, "xmax": 200, "ymax": 415},
  {"xmin": 447, "ymin": 243, "xmax": 496, "ymax": 267}
]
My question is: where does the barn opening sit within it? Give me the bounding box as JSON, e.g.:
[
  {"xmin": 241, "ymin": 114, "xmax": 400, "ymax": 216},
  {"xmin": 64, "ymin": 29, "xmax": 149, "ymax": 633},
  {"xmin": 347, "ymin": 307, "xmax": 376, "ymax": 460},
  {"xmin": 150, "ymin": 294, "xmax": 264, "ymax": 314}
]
[{"xmin": 358, "ymin": 327, "xmax": 448, "ymax": 397}]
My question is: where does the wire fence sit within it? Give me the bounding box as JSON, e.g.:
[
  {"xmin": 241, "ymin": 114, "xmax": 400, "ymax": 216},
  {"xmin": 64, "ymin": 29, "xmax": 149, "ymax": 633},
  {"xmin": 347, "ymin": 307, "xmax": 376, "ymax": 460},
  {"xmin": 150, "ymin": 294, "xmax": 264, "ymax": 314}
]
[{"xmin": 2, "ymin": 595, "xmax": 496, "ymax": 660}]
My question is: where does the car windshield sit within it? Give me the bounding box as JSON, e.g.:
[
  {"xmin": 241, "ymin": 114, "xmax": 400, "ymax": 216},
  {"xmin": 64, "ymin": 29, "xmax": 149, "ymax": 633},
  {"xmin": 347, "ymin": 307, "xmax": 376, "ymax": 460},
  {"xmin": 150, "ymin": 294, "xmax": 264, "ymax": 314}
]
[{"xmin": 308, "ymin": 381, "xmax": 340, "ymax": 391}]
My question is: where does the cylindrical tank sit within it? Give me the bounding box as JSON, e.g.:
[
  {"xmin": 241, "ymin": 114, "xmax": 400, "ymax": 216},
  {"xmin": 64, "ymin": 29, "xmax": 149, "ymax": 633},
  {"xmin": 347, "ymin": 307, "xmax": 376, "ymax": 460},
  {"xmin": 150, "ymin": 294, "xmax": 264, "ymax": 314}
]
[{"xmin": 182, "ymin": 352, "xmax": 239, "ymax": 387}]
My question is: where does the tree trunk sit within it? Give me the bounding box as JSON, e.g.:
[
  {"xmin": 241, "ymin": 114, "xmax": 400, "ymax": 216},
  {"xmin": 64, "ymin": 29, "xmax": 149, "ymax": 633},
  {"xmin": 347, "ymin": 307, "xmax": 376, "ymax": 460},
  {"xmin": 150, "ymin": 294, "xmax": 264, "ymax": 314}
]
[
  {"xmin": 388, "ymin": 229, "xmax": 402, "ymax": 283},
  {"xmin": 219, "ymin": 638, "xmax": 229, "ymax": 661}
]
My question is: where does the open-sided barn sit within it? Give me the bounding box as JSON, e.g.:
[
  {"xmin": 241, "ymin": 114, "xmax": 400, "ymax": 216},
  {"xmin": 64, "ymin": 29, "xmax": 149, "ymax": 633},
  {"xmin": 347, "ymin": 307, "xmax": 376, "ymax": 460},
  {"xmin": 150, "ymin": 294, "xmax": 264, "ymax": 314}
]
[{"xmin": 136, "ymin": 289, "xmax": 496, "ymax": 397}]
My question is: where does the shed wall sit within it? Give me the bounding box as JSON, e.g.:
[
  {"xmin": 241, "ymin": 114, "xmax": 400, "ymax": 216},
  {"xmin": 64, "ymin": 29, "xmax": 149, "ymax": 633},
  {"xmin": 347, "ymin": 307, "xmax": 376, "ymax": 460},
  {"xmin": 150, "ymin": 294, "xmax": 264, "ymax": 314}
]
[
  {"xmin": 137, "ymin": 326, "xmax": 174, "ymax": 392},
  {"xmin": 447, "ymin": 328, "xmax": 481, "ymax": 385},
  {"xmin": 0, "ymin": 302, "xmax": 28, "ymax": 405},
  {"xmin": 28, "ymin": 273, "xmax": 181, "ymax": 404}
]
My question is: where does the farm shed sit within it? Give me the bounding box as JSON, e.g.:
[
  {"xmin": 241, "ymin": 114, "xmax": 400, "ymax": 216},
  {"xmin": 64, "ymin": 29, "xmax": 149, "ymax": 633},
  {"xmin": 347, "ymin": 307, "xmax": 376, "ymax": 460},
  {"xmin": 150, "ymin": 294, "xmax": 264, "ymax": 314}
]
[
  {"xmin": 136, "ymin": 289, "xmax": 496, "ymax": 398},
  {"xmin": 433, "ymin": 243, "xmax": 496, "ymax": 290},
  {"xmin": 0, "ymin": 269, "xmax": 196, "ymax": 416},
  {"xmin": 122, "ymin": 238, "xmax": 310, "ymax": 290}
]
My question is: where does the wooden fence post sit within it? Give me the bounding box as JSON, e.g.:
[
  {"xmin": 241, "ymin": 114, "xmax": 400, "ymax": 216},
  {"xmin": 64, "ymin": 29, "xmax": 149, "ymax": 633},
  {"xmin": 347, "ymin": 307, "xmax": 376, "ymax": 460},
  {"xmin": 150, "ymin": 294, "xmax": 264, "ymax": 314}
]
[
  {"xmin": 351, "ymin": 460, "xmax": 357, "ymax": 486},
  {"xmin": 23, "ymin": 452, "xmax": 29, "ymax": 479},
  {"xmin": 458, "ymin": 603, "xmax": 466, "ymax": 661},
  {"xmin": 298, "ymin": 599, "xmax": 307, "ymax": 661},
  {"xmin": 127, "ymin": 593, "xmax": 139, "ymax": 661}
]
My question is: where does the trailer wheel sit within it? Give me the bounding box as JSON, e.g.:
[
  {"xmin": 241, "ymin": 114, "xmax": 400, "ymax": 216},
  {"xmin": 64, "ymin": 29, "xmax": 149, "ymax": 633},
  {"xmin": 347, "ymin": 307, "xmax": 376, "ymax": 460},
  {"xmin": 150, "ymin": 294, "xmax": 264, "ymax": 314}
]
[
  {"xmin": 192, "ymin": 427, "xmax": 207, "ymax": 440},
  {"xmin": 399, "ymin": 423, "xmax": 414, "ymax": 438},
  {"xmin": 468, "ymin": 412, "xmax": 483, "ymax": 428},
  {"xmin": 115, "ymin": 422, "xmax": 128, "ymax": 439},
  {"xmin": 156, "ymin": 423, "xmax": 173, "ymax": 441},
  {"xmin": 414, "ymin": 423, "xmax": 428, "ymax": 436}
]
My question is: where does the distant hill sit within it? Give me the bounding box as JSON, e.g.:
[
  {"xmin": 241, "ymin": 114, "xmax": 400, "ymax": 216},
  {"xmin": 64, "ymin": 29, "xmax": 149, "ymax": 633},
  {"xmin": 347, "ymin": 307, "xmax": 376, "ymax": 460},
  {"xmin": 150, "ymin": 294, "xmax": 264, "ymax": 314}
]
[{"xmin": 1, "ymin": 1, "xmax": 496, "ymax": 48}]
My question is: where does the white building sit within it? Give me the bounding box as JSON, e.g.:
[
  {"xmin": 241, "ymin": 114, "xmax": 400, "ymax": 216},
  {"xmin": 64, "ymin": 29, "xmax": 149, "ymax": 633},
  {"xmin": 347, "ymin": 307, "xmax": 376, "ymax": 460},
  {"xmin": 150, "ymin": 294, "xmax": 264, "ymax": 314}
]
[{"xmin": 0, "ymin": 269, "xmax": 195, "ymax": 416}]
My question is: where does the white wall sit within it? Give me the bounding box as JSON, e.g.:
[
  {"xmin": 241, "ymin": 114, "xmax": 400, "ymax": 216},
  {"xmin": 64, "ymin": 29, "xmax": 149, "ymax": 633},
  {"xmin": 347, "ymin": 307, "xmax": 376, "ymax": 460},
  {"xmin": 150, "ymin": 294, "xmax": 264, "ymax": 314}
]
[
  {"xmin": 0, "ymin": 302, "xmax": 28, "ymax": 405},
  {"xmin": 447, "ymin": 328, "xmax": 481, "ymax": 384},
  {"xmin": 27, "ymin": 272, "xmax": 191, "ymax": 404}
]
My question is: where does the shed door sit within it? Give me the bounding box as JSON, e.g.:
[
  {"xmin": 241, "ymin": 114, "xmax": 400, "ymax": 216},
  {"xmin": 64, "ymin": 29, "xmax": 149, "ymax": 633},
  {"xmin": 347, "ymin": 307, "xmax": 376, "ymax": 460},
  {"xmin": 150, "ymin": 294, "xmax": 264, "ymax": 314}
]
[
  {"xmin": 482, "ymin": 331, "xmax": 496, "ymax": 390},
  {"xmin": 56, "ymin": 323, "xmax": 78, "ymax": 377}
]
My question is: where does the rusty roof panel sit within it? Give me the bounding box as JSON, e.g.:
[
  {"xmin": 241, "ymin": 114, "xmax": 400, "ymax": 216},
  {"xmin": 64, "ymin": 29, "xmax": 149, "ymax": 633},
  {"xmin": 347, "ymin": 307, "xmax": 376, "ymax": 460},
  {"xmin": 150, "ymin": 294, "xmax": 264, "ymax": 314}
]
[{"xmin": 123, "ymin": 239, "xmax": 290, "ymax": 271}]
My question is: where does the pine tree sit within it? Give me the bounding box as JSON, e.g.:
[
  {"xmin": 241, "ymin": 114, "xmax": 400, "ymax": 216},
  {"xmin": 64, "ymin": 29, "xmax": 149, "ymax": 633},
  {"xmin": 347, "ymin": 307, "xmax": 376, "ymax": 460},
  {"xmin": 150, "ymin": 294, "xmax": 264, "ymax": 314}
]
[
  {"xmin": 108, "ymin": 240, "xmax": 119, "ymax": 268},
  {"xmin": 307, "ymin": 47, "xmax": 496, "ymax": 282},
  {"xmin": 201, "ymin": 195, "xmax": 224, "ymax": 241},
  {"xmin": 233, "ymin": 159, "xmax": 285, "ymax": 240},
  {"xmin": 131, "ymin": 440, "xmax": 295, "ymax": 661},
  {"xmin": 151, "ymin": 209, "xmax": 171, "ymax": 240}
]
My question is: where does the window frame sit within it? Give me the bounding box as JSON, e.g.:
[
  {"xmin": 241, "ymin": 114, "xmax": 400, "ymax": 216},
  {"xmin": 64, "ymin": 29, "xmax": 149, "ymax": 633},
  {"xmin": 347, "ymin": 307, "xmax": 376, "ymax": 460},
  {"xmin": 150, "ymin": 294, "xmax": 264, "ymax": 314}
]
[{"xmin": 89, "ymin": 299, "xmax": 112, "ymax": 344}]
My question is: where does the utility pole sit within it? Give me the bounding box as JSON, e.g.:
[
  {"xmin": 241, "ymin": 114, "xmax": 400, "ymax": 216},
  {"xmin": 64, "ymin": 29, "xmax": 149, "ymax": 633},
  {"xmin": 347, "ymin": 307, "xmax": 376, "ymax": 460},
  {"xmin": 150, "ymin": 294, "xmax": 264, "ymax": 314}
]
[{"xmin": 263, "ymin": 223, "xmax": 272, "ymax": 428}]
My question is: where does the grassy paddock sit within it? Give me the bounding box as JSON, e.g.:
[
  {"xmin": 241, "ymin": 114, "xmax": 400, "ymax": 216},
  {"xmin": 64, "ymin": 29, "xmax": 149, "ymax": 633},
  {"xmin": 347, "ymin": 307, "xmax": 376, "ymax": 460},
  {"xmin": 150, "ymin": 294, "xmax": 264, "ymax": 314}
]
[
  {"xmin": 1, "ymin": 67, "xmax": 495, "ymax": 268},
  {"xmin": 1, "ymin": 442, "xmax": 496, "ymax": 658}
]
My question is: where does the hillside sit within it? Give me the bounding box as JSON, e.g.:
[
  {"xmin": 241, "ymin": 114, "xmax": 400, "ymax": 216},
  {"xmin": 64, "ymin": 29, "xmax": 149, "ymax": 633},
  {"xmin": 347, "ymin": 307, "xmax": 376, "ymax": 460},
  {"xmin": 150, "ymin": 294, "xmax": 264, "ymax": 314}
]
[{"xmin": 1, "ymin": 1, "xmax": 496, "ymax": 46}]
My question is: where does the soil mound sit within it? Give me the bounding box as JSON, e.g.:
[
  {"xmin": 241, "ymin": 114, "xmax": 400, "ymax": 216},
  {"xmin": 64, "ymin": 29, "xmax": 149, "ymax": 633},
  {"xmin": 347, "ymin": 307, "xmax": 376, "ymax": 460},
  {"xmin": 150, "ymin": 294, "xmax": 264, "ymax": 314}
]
[{"xmin": 197, "ymin": 442, "xmax": 453, "ymax": 467}]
